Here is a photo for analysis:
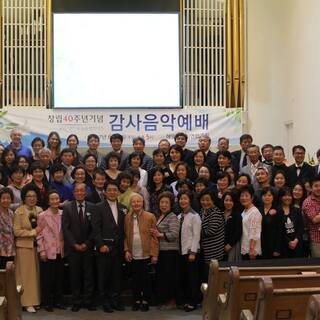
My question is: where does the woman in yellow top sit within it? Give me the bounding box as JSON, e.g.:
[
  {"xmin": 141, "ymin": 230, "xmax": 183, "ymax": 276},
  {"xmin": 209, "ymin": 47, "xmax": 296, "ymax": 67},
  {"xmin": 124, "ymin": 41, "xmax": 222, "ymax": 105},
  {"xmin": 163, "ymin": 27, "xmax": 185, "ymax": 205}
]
[{"xmin": 13, "ymin": 185, "xmax": 43, "ymax": 313}]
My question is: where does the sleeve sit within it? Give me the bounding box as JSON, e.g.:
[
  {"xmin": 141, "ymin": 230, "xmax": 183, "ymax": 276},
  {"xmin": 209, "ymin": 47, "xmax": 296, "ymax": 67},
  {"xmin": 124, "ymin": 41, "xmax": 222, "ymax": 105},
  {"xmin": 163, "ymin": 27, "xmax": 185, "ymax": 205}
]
[
  {"xmin": 191, "ymin": 214, "xmax": 202, "ymax": 254},
  {"xmin": 295, "ymin": 209, "xmax": 304, "ymax": 241},
  {"xmin": 13, "ymin": 208, "xmax": 37, "ymax": 238},
  {"xmin": 273, "ymin": 212, "xmax": 282, "ymax": 253},
  {"xmin": 202, "ymin": 210, "xmax": 224, "ymax": 237},
  {"xmin": 248, "ymin": 208, "xmax": 262, "ymax": 241},
  {"xmin": 150, "ymin": 215, "xmax": 159, "ymax": 258},
  {"xmin": 228, "ymin": 212, "xmax": 243, "ymax": 246},
  {"xmin": 141, "ymin": 188, "xmax": 150, "ymax": 212},
  {"xmin": 36, "ymin": 215, "xmax": 46, "ymax": 256},
  {"xmin": 62, "ymin": 206, "xmax": 76, "ymax": 248},
  {"xmin": 124, "ymin": 215, "xmax": 130, "ymax": 252},
  {"xmin": 91, "ymin": 204, "xmax": 103, "ymax": 249},
  {"xmin": 163, "ymin": 214, "xmax": 179, "ymax": 242},
  {"xmin": 303, "ymin": 199, "xmax": 318, "ymax": 222}
]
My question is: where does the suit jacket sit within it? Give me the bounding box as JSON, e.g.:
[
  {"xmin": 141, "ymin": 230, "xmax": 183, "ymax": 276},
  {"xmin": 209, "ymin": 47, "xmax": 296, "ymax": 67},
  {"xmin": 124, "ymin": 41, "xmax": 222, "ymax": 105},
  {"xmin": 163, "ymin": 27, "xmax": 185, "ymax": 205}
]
[
  {"xmin": 182, "ymin": 148, "xmax": 194, "ymax": 166},
  {"xmin": 86, "ymin": 188, "xmax": 104, "ymax": 204},
  {"xmin": 314, "ymin": 164, "xmax": 320, "ymax": 178},
  {"xmin": 62, "ymin": 200, "xmax": 95, "ymax": 255},
  {"xmin": 13, "ymin": 205, "xmax": 43, "ymax": 249},
  {"xmin": 37, "ymin": 208, "xmax": 64, "ymax": 259},
  {"xmin": 231, "ymin": 149, "xmax": 247, "ymax": 173},
  {"xmin": 92, "ymin": 200, "xmax": 126, "ymax": 255},
  {"xmin": 240, "ymin": 161, "xmax": 271, "ymax": 191},
  {"xmin": 288, "ymin": 162, "xmax": 314, "ymax": 187},
  {"xmin": 205, "ymin": 150, "xmax": 217, "ymax": 170}
]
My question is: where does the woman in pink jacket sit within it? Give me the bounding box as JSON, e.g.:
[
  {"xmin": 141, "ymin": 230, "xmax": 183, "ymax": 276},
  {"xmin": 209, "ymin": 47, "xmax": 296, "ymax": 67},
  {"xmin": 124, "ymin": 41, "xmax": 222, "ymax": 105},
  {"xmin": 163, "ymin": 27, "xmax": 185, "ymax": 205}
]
[{"xmin": 37, "ymin": 190, "xmax": 65, "ymax": 312}]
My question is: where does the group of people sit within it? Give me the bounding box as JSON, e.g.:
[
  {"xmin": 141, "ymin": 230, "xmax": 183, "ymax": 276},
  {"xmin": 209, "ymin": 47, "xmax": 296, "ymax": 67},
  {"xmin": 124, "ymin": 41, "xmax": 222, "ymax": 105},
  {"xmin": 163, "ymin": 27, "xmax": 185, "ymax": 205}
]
[{"xmin": 0, "ymin": 128, "xmax": 320, "ymax": 314}]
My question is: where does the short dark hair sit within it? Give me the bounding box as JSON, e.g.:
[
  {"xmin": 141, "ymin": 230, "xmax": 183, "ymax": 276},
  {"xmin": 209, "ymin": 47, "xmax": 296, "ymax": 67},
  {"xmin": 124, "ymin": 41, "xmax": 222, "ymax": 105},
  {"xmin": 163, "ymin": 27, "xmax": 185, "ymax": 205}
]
[
  {"xmin": 60, "ymin": 148, "xmax": 75, "ymax": 157},
  {"xmin": 261, "ymin": 144, "xmax": 274, "ymax": 152},
  {"xmin": 239, "ymin": 185, "xmax": 255, "ymax": 198},
  {"xmin": 118, "ymin": 171, "xmax": 134, "ymax": 184},
  {"xmin": 278, "ymin": 186, "xmax": 293, "ymax": 200},
  {"xmin": 50, "ymin": 163, "xmax": 66, "ymax": 175},
  {"xmin": 176, "ymin": 178, "xmax": 193, "ymax": 191},
  {"xmin": 216, "ymin": 150, "xmax": 232, "ymax": 160},
  {"xmin": 87, "ymin": 134, "xmax": 100, "ymax": 143},
  {"xmin": 31, "ymin": 137, "xmax": 45, "ymax": 148},
  {"xmin": 236, "ymin": 173, "xmax": 252, "ymax": 185},
  {"xmin": 46, "ymin": 189, "xmax": 61, "ymax": 204},
  {"xmin": 194, "ymin": 177, "xmax": 209, "ymax": 188},
  {"xmin": 174, "ymin": 162, "xmax": 189, "ymax": 180},
  {"xmin": 105, "ymin": 180, "xmax": 119, "ymax": 190},
  {"xmin": 129, "ymin": 168, "xmax": 141, "ymax": 179},
  {"xmin": 292, "ymin": 145, "xmax": 306, "ymax": 154},
  {"xmin": 93, "ymin": 169, "xmax": 106, "ymax": 180},
  {"xmin": 216, "ymin": 172, "xmax": 231, "ymax": 186},
  {"xmin": 199, "ymin": 188, "xmax": 218, "ymax": 205},
  {"xmin": 240, "ymin": 134, "xmax": 253, "ymax": 143},
  {"xmin": 260, "ymin": 186, "xmax": 276, "ymax": 197},
  {"xmin": 132, "ymin": 136, "xmax": 145, "ymax": 146},
  {"xmin": 10, "ymin": 165, "xmax": 25, "ymax": 177},
  {"xmin": 152, "ymin": 148, "xmax": 165, "ymax": 157},
  {"xmin": 83, "ymin": 153, "xmax": 98, "ymax": 164},
  {"xmin": 110, "ymin": 133, "xmax": 123, "ymax": 143},
  {"xmin": 316, "ymin": 149, "xmax": 320, "ymax": 158},
  {"xmin": 0, "ymin": 187, "xmax": 14, "ymax": 201},
  {"xmin": 158, "ymin": 191, "xmax": 175, "ymax": 208},
  {"xmin": 128, "ymin": 151, "xmax": 143, "ymax": 166},
  {"xmin": 71, "ymin": 165, "xmax": 86, "ymax": 179},
  {"xmin": 21, "ymin": 184, "xmax": 40, "ymax": 202},
  {"xmin": 221, "ymin": 191, "xmax": 237, "ymax": 211},
  {"xmin": 311, "ymin": 176, "xmax": 320, "ymax": 187},
  {"xmin": 177, "ymin": 190, "xmax": 193, "ymax": 202},
  {"xmin": 104, "ymin": 152, "xmax": 121, "ymax": 169},
  {"xmin": 28, "ymin": 161, "xmax": 45, "ymax": 174},
  {"xmin": 273, "ymin": 145, "xmax": 284, "ymax": 153},
  {"xmin": 169, "ymin": 144, "xmax": 183, "ymax": 160},
  {"xmin": 174, "ymin": 132, "xmax": 188, "ymax": 141}
]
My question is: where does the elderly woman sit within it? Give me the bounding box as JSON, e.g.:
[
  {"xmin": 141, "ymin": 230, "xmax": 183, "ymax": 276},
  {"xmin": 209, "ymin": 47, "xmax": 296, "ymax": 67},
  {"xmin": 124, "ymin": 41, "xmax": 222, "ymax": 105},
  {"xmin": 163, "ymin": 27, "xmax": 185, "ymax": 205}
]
[
  {"xmin": 150, "ymin": 191, "xmax": 179, "ymax": 309},
  {"xmin": 124, "ymin": 193, "xmax": 159, "ymax": 312},
  {"xmin": 0, "ymin": 188, "xmax": 15, "ymax": 269},
  {"xmin": 13, "ymin": 184, "xmax": 43, "ymax": 313},
  {"xmin": 37, "ymin": 190, "xmax": 65, "ymax": 312}
]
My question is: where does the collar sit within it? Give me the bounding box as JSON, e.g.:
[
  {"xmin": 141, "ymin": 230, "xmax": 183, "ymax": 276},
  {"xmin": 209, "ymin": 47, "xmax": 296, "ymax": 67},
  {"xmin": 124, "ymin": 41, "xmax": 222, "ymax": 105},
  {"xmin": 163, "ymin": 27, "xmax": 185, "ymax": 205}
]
[
  {"xmin": 311, "ymin": 194, "xmax": 320, "ymax": 203},
  {"xmin": 295, "ymin": 163, "xmax": 304, "ymax": 168}
]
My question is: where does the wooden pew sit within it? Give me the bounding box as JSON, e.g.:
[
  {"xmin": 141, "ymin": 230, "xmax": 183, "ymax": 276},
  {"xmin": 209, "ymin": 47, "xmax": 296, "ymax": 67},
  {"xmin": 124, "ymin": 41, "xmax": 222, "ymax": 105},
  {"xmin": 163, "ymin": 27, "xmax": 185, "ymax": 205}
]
[
  {"xmin": 0, "ymin": 297, "xmax": 7, "ymax": 320},
  {"xmin": 306, "ymin": 295, "xmax": 320, "ymax": 320},
  {"xmin": 202, "ymin": 259, "xmax": 320, "ymax": 320},
  {"xmin": 218, "ymin": 266, "xmax": 320, "ymax": 320},
  {"xmin": 240, "ymin": 277, "xmax": 320, "ymax": 320},
  {"xmin": 0, "ymin": 262, "xmax": 23, "ymax": 320}
]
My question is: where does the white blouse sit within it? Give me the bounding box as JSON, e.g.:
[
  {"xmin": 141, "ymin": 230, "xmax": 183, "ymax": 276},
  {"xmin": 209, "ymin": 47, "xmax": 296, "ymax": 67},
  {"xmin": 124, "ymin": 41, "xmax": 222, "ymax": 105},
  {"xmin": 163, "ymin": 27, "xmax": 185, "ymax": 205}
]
[{"xmin": 241, "ymin": 206, "xmax": 262, "ymax": 255}]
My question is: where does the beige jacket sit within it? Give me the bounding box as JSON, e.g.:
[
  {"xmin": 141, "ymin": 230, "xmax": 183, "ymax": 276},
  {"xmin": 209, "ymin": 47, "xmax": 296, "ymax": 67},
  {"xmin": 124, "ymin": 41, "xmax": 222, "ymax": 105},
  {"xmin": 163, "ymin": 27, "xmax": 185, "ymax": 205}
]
[
  {"xmin": 13, "ymin": 205, "xmax": 43, "ymax": 248},
  {"xmin": 124, "ymin": 210, "xmax": 159, "ymax": 258}
]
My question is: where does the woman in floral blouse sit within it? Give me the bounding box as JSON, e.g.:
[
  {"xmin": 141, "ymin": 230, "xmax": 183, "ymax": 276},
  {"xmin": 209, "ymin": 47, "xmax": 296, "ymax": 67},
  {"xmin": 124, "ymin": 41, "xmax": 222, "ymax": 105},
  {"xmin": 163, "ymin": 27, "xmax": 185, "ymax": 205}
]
[{"xmin": 0, "ymin": 187, "xmax": 15, "ymax": 269}]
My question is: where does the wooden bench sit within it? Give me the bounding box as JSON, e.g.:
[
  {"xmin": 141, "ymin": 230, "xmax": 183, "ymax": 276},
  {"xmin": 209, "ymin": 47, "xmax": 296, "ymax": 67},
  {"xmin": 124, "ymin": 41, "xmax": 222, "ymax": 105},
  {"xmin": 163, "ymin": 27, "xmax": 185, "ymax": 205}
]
[
  {"xmin": 306, "ymin": 294, "xmax": 320, "ymax": 320},
  {"xmin": 240, "ymin": 277, "xmax": 320, "ymax": 320},
  {"xmin": 218, "ymin": 266, "xmax": 320, "ymax": 320},
  {"xmin": 0, "ymin": 297, "xmax": 7, "ymax": 320},
  {"xmin": 0, "ymin": 262, "xmax": 23, "ymax": 320},
  {"xmin": 202, "ymin": 259, "xmax": 320, "ymax": 320}
]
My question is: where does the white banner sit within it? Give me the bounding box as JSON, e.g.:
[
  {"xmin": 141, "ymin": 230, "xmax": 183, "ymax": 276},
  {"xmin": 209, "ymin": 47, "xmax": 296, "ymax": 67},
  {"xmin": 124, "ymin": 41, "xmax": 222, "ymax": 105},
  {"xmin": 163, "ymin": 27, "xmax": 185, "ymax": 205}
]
[{"xmin": 0, "ymin": 107, "xmax": 242, "ymax": 148}]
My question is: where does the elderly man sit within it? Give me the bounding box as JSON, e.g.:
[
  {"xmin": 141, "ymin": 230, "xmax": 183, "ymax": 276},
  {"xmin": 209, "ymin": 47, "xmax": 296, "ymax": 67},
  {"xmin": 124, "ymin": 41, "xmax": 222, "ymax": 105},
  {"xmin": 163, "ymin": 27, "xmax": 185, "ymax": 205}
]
[
  {"xmin": 6, "ymin": 128, "xmax": 32, "ymax": 159},
  {"xmin": 198, "ymin": 134, "xmax": 216, "ymax": 169}
]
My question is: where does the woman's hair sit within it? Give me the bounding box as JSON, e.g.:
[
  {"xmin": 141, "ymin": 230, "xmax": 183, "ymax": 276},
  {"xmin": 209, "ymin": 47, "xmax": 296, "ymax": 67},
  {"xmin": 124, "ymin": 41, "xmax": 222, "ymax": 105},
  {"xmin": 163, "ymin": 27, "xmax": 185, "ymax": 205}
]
[
  {"xmin": 31, "ymin": 137, "xmax": 45, "ymax": 148},
  {"xmin": 158, "ymin": 191, "xmax": 175, "ymax": 208},
  {"xmin": 239, "ymin": 185, "xmax": 255, "ymax": 198},
  {"xmin": 221, "ymin": 191, "xmax": 237, "ymax": 211},
  {"xmin": 9, "ymin": 165, "xmax": 25, "ymax": 177},
  {"xmin": 83, "ymin": 153, "xmax": 98, "ymax": 164},
  {"xmin": 128, "ymin": 151, "xmax": 143, "ymax": 166},
  {"xmin": 216, "ymin": 172, "xmax": 232, "ymax": 186},
  {"xmin": 278, "ymin": 186, "xmax": 293, "ymax": 202},
  {"xmin": 177, "ymin": 190, "xmax": 193, "ymax": 202},
  {"xmin": 66, "ymin": 134, "xmax": 79, "ymax": 145},
  {"xmin": 1, "ymin": 148, "xmax": 16, "ymax": 166},
  {"xmin": 104, "ymin": 151, "xmax": 121, "ymax": 169},
  {"xmin": 16, "ymin": 155, "xmax": 30, "ymax": 167},
  {"xmin": 292, "ymin": 182, "xmax": 307, "ymax": 204},
  {"xmin": 199, "ymin": 188, "xmax": 218, "ymax": 205},
  {"xmin": 271, "ymin": 170, "xmax": 287, "ymax": 186},
  {"xmin": 192, "ymin": 149, "xmax": 206, "ymax": 165},
  {"xmin": 235, "ymin": 173, "xmax": 252, "ymax": 185},
  {"xmin": 71, "ymin": 165, "xmax": 86, "ymax": 179},
  {"xmin": 148, "ymin": 167, "xmax": 166, "ymax": 192},
  {"xmin": 169, "ymin": 144, "xmax": 183, "ymax": 161},
  {"xmin": 173, "ymin": 162, "xmax": 189, "ymax": 180},
  {"xmin": 46, "ymin": 189, "xmax": 61, "ymax": 205},
  {"xmin": 21, "ymin": 184, "xmax": 40, "ymax": 202},
  {"xmin": 0, "ymin": 187, "xmax": 14, "ymax": 202},
  {"xmin": 28, "ymin": 161, "xmax": 45, "ymax": 175},
  {"xmin": 47, "ymin": 131, "xmax": 62, "ymax": 151}
]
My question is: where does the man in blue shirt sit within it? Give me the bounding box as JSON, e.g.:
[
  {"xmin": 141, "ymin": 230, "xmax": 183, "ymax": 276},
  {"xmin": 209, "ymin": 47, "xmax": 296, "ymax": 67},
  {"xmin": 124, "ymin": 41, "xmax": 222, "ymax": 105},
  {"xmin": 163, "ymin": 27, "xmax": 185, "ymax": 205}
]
[{"xmin": 6, "ymin": 128, "xmax": 32, "ymax": 159}]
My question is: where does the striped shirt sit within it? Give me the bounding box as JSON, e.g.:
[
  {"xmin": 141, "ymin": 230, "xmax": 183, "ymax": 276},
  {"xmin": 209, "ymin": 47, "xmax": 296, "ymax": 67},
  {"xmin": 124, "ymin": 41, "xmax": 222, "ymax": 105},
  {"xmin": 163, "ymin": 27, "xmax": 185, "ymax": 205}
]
[
  {"xmin": 156, "ymin": 212, "xmax": 180, "ymax": 251},
  {"xmin": 200, "ymin": 207, "xmax": 225, "ymax": 262}
]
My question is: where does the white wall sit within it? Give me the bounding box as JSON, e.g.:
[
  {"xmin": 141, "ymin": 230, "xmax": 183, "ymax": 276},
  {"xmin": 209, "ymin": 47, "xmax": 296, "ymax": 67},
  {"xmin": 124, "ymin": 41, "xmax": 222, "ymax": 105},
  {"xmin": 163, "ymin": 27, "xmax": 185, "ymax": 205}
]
[{"xmin": 247, "ymin": 0, "xmax": 320, "ymax": 161}]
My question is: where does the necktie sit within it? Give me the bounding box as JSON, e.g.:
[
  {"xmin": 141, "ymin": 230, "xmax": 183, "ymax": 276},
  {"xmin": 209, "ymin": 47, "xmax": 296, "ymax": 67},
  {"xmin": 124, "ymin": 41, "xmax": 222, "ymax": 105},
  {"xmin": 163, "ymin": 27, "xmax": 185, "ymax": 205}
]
[
  {"xmin": 296, "ymin": 166, "xmax": 302, "ymax": 177},
  {"xmin": 79, "ymin": 203, "xmax": 84, "ymax": 224},
  {"xmin": 179, "ymin": 215, "xmax": 184, "ymax": 254},
  {"xmin": 242, "ymin": 154, "xmax": 247, "ymax": 168}
]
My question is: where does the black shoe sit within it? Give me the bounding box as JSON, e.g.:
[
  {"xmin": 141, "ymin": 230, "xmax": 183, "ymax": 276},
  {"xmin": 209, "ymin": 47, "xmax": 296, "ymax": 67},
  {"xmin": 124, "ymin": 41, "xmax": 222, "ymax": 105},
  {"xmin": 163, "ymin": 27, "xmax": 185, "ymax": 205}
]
[
  {"xmin": 111, "ymin": 301, "xmax": 125, "ymax": 311},
  {"xmin": 86, "ymin": 304, "xmax": 97, "ymax": 311},
  {"xmin": 132, "ymin": 302, "xmax": 140, "ymax": 311},
  {"xmin": 103, "ymin": 304, "xmax": 114, "ymax": 313},
  {"xmin": 184, "ymin": 304, "xmax": 197, "ymax": 312},
  {"xmin": 44, "ymin": 305, "xmax": 54, "ymax": 312},
  {"xmin": 140, "ymin": 303, "xmax": 149, "ymax": 312},
  {"xmin": 54, "ymin": 303, "xmax": 67, "ymax": 310},
  {"xmin": 71, "ymin": 304, "xmax": 80, "ymax": 312}
]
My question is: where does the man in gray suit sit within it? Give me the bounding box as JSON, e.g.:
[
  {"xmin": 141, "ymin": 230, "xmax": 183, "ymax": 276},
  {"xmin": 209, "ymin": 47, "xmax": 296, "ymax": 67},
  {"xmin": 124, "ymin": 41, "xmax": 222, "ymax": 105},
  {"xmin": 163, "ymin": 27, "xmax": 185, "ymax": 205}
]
[{"xmin": 240, "ymin": 144, "xmax": 271, "ymax": 191}]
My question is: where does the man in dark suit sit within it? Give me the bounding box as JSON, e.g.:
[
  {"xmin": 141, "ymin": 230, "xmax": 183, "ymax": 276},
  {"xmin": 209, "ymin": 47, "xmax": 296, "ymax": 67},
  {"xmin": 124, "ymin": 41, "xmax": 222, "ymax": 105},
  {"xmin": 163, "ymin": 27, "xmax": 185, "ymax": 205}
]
[
  {"xmin": 231, "ymin": 133, "xmax": 253, "ymax": 173},
  {"xmin": 92, "ymin": 181, "xmax": 126, "ymax": 313},
  {"xmin": 288, "ymin": 145, "xmax": 314, "ymax": 187},
  {"xmin": 198, "ymin": 134, "xmax": 216, "ymax": 169},
  {"xmin": 62, "ymin": 183, "xmax": 96, "ymax": 312},
  {"xmin": 314, "ymin": 149, "xmax": 320, "ymax": 178},
  {"xmin": 174, "ymin": 132, "xmax": 194, "ymax": 165},
  {"xmin": 271, "ymin": 145, "xmax": 290, "ymax": 181},
  {"xmin": 86, "ymin": 169, "xmax": 106, "ymax": 204}
]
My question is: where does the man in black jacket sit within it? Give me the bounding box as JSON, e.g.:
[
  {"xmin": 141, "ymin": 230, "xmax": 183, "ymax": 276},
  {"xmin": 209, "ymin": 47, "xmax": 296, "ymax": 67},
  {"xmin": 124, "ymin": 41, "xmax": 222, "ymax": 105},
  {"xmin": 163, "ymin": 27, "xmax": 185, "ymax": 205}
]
[
  {"xmin": 92, "ymin": 181, "xmax": 127, "ymax": 313},
  {"xmin": 62, "ymin": 183, "xmax": 96, "ymax": 312}
]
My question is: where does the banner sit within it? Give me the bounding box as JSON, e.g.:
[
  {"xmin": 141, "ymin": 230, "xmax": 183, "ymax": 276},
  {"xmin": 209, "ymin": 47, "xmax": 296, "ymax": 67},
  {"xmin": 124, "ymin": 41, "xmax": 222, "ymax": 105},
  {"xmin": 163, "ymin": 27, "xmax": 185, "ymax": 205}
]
[{"xmin": 0, "ymin": 107, "xmax": 242, "ymax": 148}]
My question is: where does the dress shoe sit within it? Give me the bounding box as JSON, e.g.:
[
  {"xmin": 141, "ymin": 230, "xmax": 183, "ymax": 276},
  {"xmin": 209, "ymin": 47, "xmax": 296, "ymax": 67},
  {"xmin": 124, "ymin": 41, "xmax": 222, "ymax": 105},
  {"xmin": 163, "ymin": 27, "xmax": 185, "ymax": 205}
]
[
  {"xmin": 103, "ymin": 304, "xmax": 114, "ymax": 313},
  {"xmin": 44, "ymin": 305, "xmax": 54, "ymax": 312},
  {"xmin": 111, "ymin": 301, "xmax": 125, "ymax": 311},
  {"xmin": 86, "ymin": 304, "xmax": 97, "ymax": 311},
  {"xmin": 140, "ymin": 303, "xmax": 149, "ymax": 312},
  {"xmin": 54, "ymin": 303, "xmax": 67, "ymax": 310},
  {"xmin": 25, "ymin": 306, "xmax": 36, "ymax": 313},
  {"xmin": 184, "ymin": 304, "xmax": 197, "ymax": 312},
  {"xmin": 71, "ymin": 304, "xmax": 81, "ymax": 312},
  {"xmin": 132, "ymin": 302, "xmax": 140, "ymax": 311}
]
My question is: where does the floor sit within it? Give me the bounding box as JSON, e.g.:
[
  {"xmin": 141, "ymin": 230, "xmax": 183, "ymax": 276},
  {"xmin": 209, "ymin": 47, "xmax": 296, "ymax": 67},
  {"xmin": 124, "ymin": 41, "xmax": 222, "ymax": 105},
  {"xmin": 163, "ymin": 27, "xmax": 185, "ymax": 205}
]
[{"xmin": 23, "ymin": 308, "xmax": 202, "ymax": 320}]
